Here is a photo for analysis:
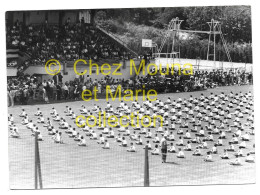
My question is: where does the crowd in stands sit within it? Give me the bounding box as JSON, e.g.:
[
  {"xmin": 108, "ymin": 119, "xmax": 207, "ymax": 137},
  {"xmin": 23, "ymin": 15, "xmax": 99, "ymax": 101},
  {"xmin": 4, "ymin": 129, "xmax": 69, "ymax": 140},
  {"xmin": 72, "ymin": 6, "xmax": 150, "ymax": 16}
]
[
  {"xmin": 7, "ymin": 60, "xmax": 18, "ymax": 67},
  {"xmin": 7, "ymin": 68, "xmax": 253, "ymax": 106},
  {"xmin": 6, "ymin": 18, "xmax": 133, "ymax": 69}
]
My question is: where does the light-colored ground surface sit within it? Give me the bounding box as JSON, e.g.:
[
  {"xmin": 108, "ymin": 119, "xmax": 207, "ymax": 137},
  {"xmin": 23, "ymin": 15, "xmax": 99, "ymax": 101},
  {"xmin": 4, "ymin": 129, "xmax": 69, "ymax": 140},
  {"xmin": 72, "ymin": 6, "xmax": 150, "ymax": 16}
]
[{"xmin": 8, "ymin": 85, "xmax": 255, "ymax": 189}]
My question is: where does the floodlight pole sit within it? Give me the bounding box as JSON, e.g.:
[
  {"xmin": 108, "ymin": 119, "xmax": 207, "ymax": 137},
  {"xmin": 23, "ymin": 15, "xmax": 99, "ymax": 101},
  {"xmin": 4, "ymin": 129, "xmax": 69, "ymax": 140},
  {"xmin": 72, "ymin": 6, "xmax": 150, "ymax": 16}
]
[
  {"xmin": 34, "ymin": 132, "xmax": 38, "ymax": 189},
  {"xmin": 35, "ymin": 132, "xmax": 43, "ymax": 189},
  {"xmin": 144, "ymin": 145, "xmax": 150, "ymax": 187}
]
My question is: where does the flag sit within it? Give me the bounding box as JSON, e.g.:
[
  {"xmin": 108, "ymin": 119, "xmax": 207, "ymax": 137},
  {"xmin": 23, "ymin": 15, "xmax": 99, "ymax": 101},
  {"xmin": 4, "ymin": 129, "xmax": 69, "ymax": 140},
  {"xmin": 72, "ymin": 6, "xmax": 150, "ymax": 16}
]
[{"xmin": 142, "ymin": 39, "xmax": 152, "ymax": 47}]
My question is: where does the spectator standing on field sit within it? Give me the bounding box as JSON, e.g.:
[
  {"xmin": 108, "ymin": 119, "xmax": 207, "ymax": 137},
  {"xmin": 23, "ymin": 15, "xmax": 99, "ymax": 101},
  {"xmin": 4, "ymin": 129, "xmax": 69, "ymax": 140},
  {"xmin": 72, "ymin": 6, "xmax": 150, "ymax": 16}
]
[{"xmin": 161, "ymin": 136, "xmax": 168, "ymax": 163}]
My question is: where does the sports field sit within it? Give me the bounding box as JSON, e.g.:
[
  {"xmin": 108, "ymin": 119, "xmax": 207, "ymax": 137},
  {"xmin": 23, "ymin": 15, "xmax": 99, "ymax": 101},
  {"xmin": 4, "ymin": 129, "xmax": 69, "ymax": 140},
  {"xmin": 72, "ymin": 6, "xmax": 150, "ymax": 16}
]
[{"xmin": 8, "ymin": 85, "xmax": 255, "ymax": 189}]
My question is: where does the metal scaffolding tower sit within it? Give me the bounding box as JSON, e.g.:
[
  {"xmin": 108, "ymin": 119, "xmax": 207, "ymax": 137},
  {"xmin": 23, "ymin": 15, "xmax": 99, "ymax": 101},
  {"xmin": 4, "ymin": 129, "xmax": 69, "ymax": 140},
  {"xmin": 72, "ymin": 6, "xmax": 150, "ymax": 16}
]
[{"xmin": 155, "ymin": 17, "xmax": 232, "ymax": 69}]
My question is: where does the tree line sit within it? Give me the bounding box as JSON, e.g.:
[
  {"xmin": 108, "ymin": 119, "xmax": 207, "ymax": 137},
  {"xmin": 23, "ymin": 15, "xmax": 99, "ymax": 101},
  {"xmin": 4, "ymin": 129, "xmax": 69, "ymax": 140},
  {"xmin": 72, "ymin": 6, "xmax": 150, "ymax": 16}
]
[{"xmin": 94, "ymin": 6, "xmax": 252, "ymax": 63}]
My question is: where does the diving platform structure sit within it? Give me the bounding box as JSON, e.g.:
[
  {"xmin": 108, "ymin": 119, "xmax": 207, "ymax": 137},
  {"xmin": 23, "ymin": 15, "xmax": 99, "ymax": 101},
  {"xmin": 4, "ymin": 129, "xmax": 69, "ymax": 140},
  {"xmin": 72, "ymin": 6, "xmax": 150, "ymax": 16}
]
[{"xmin": 153, "ymin": 17, "xmax": 232, "ymax": 70}]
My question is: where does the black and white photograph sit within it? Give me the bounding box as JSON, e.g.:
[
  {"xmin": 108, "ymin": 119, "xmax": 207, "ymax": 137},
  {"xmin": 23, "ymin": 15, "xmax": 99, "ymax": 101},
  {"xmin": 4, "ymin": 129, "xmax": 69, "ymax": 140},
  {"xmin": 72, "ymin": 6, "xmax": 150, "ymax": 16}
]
[{"xmin": 3, "ymin": 1, "xmax": 258, "ymax": 191}]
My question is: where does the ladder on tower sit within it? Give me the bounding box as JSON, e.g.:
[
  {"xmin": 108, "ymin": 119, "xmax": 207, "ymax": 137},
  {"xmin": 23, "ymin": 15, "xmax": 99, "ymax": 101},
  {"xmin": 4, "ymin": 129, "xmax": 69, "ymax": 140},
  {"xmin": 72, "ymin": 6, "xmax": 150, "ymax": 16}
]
[{"xmin": 155, "ymin": 17, "xmax": 233, "ymax": 69}]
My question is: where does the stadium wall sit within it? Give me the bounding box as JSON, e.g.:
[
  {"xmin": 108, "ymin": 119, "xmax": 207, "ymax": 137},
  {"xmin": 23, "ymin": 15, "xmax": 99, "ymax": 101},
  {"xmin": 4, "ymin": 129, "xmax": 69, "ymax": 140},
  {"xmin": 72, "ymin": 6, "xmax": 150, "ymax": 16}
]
[{"xmin": 155, "ymin": 58, "xmax": 253, "ymax": 72}]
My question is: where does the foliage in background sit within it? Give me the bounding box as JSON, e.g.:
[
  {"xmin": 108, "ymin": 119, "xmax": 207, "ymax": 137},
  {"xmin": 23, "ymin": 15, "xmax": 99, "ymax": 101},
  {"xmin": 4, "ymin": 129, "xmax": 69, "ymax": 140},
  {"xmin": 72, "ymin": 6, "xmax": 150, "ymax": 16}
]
[{"xmin": 95, "ymin": 6, "xmax": 252, "ymax": 63}]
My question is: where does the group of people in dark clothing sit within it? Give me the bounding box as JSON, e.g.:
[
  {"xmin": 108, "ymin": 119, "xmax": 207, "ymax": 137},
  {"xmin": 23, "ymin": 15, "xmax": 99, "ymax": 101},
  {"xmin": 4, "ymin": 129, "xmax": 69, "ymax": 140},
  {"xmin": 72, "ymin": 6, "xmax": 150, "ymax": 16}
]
[{"xmin": 7, "ymin": 67, "xmax": 252, "ymax": 106}]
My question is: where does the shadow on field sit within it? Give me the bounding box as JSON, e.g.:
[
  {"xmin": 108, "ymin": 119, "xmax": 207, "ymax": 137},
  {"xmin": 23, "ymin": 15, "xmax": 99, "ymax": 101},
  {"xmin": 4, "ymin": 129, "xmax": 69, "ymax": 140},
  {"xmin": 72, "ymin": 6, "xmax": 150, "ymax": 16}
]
[{"xmin": 165, "ymin": 162, "xmax": 180, "ymax": 165}]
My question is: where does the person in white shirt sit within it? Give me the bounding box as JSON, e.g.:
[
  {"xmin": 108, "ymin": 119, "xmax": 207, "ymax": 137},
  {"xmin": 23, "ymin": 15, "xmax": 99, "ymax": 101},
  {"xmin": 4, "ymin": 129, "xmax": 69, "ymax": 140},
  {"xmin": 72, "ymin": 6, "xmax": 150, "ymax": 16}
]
[
  {"xmin": 35, "ymin": 108, "xmax": 42, "ymax": 116},
  {"xmin": 139, "ymin": 127, "xmax": 147, "ymax": 134},
  {"xmin": 8, "ymin": 114, "xmax": 14, "ymax": 123},
  {"xmin": 176, "ymin": 136, "xmax": 184, "ymax": 146},
  {"xmin": 152, "ymin": 134, "xmax": 160, "ymax": 143},
  {"xmin": 235, "ymin": 148, "xmax": 244, "ymax": 157},
  {"xmin": 130, "ymin": 131, "xmax": 138, "ymax": 141},
  {"xmin": 245, "ymin": 153, "xmax": 255, "ymax": 163},
  {"xmin": 211, "ymin": 144, "xmax": 218, "ymax": 154},
  {"xmin": 127, "ymin": 143, "xmax": 136, "ymax": 152},
  {"xmin": 184, "ymin": 141, "xmax": 192, "ymax": 151},
  {"xmin": 219, "ymin": 131, "xmax": 226, "ymax": 139},
  {"xmin": 193, "ymin": 147, "xmax": 201, "ymax": 156},
  {"xmin": 177, "ymin": 129, "xmax": 184, "ymax": 135},
  {"xmin": 167, "ymin": 132, "xmax": 175, "ymax": 141},
  {"xmin": 119, "ymin": 137, "xmax": 127, "ymax": 147},
  {"xmin": 156, "ymin": 126, "xmax": 163, "ymax": 133},
  {"xmin": 225, "ymin": 124, "xmax": 232, "ymax": 133},
  {"xmin": 81, "ymin": 107, "xmax": 88, "ymax": 114},
  {"xmin": 169, "ymin": 122, "xmax": 176, "ymax": 130},
  {"xmin": 69, "ymin": 128, "xmax": 77, "ymax": 137},
  {"xmin": 53, "ymin": 114, "xmax": 61, "ymax": 121},
  {"xmin": 212, "ymin": 126, "xmax": 219, "ymax": 134},
  {"xmin": 204, "ymin": 132, "xmax": 214, "ymax": 142},
  {"xmin": 199, "ymin": 141, "xmax": 208, "ymax": 149},
  {"xmin": 123, "ymin": 129, "xmax": 130, "ymax": 136},
  {"xmin": 177, "ymin": 148, "xmax": 185, "ymax": 158},
  {"xmin": 26, "ymin": 120, "xmax": 34, "ymax": 130},
  {"xmin": 102, "ymin": 127, "xmax": 109, "ymax": 134},
  {"xmin": 204, "ymin": 151, "xmax": 213, "ymax": 162},
  {"xmin": 9, "ymin": 126, "xmax": 20, "ymax": 138},
  {"xmin": 143, "ymin": 140, "xmax": 152, "ymax": 150},
  {"xmin": 97, "ymin": 134, "xmax": 105, "ymax": 144},
  {"xmin": 49, "ymin": 127, "xmax": 56, "ymax": 135},
  {"xmin": 191, "ymin": 125, "xmax": 198, "ymax": 133},
  {"xmin": 31, "ymin": 126, "xmax": 40, "ymax": 134},
  {"xmin": 136, "ymin": 135, "xmax": 143, "ymax": 145},
  {"xmin": 37, "ymin": 132, "xmax": 43, "ymax": 141},
  {"xmin": 196, "ymin": 128, "xmax": 205, "ymax": 137},
  {"xmin": 234, "ymin": 129, "xmax": 242, "ymax": 137},
  {"xmin": 65, "ymin": 106, "xmax": 70, "ymax": 113},
  {"xmin": 54, "ymin": 132, "xmax": 63, "ymax": 144},
  {"xmin": 145, "ymin": 129, "xmax": 152, "ymax": 138},
  {"xmin": 78, "ymin": 136, "xmax": 86, "ymax": 146},
  {"xmin": 60, "ymin": 121, "xmax": 69, "ymax": 129},
  {"xmin": 220, "ymin": 149, "xmax": 229, "ymax": 159},
  {"xmin": 71, "ymin": 112, "xmax": 76, "ymax": 119},
  {"xmin": 21, "ymin": 116, "xmax": 29, "ymax": 125},
  {"xmin": 74, "ymin": 133, "xmax": 81, "ymax": 141},
  {"xmin": 188, "ymin": 109, "xmax": 194, "ymax": 116},
  {"xmin": 97, "ymin": 123, "xmax": 105, "ymax": 130},
  {"xmin": 106, "ymin": 128, "xmax": 115, "ymax": 138},
  {"xmin": 19, "ymin": 109, "xmax": 26, "ymax": 117},
  {"xmin": 50, "ymin": 107, "xmax": 57, "ymax": 116},
  {"xmin": 151, "ymin": 145, "xmax": 160, "ymax": 155},
  {"xmin": 215, "ymin": 137, "xmax": 223, "ymax": 146},
  {"xmin": 102, "ymin": 140, "xmax": 110, "ymax": 149},
  {"xmin": 168, "ymin": 143, "xmax": 176, "ymax": 153},
  {"xmin": 170, "ymin": 115, "xmax": 177, "ymax": 122},
  {"xmin": 90, "ymin": 130, "xmax": 98, "ymax": 140},
  {"xmin": 241, "ymin": 132, "xmax": 250, "ymax": 141},
  {"xmin": 226, "ymin": 142, "xmax": 235, "ymax": 151},
  {"xmin": 166, "ymin": 97, "xmax": 171, "ymax": 104},
  {"xmin": 229, "ymin": 135, "xmax": 239, "ymax": 144},
  {"xmin": 230, "ymin": 156, "xmax": 241, "ymax": 165},
  {"xmin": 65, "ymin": 125, "xmax": 73, "ymax": 134},
  {"xmin": 239, "ymin": 141, "xmax": 246, "ymax": 149}
]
